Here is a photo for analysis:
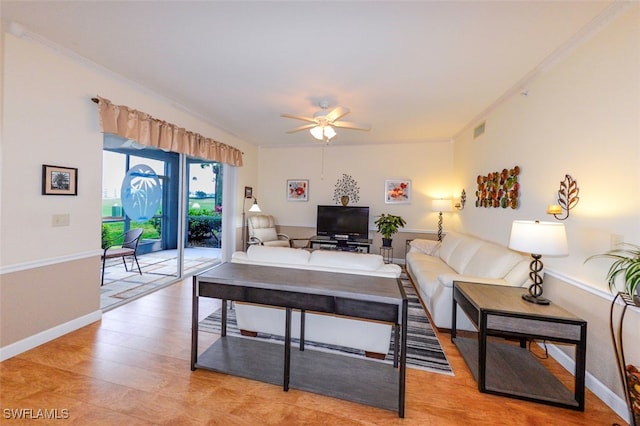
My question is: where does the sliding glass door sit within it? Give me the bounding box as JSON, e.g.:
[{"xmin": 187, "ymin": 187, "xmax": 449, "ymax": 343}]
[{"xmin": 101, "ymin": 135, "xmax": 223, "ymax": 305}]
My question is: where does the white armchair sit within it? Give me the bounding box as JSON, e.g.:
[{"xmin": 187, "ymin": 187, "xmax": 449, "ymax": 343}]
[{"xmin": 247, "ymin": 215, "xmax": 290, "ymax": 247}]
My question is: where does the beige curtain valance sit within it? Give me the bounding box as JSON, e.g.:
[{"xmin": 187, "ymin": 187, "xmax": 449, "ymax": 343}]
[{"xmin": 94, "ymin": 96, "xmax": 243, "ymax": 167}]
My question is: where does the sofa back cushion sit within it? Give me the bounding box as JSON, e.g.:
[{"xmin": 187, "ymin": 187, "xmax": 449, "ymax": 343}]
[
  {"xmin": 309, "ymin": 250, "xmax": 385, "ymax": 271},
  {"xmin": 446, "ymin": 238, "xmax": 483, "ymax": 274},
  {"xmin": 462, "ymin": 243, "xmax": 526, "ymax": 279},
  {"xmin": 503, "ymin": 259, "xmax": 532, "ymax": 287},
  {"xmin": 438, "ymin": 231, "xmax": 465, "ymax": 264},
  {"xmin": 246, "ymin": 245, "xmax": 310, "ymax": 265}
]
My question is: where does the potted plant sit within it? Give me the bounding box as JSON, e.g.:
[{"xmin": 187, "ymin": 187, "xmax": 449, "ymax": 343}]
[
  {"xmin": 586, "ymin": 243, "xmax": 640, "ymax": 305},
  {"xmin": 374, "ymin": 214, "xmax": 406, "ymax": 247}
]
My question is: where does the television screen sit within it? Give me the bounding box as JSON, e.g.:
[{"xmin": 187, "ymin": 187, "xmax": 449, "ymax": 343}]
[{"xmin": 316, "ymin": 205, "xmax": 369, "ymax": 239}]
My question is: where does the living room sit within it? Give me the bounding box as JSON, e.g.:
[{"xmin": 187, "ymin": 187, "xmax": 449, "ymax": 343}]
[{"xmin": 1, "ymin": 1, "xmax": 638, "ymax": 423}]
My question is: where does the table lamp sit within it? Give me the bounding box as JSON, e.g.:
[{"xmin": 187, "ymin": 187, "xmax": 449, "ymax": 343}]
[
  {"xmin": 432, "ymin": 199, "xmax": 453, "ymax": 241},
  {"xmin": 508, "ymin": 220, "xmax": 568, "ymax": 305}
]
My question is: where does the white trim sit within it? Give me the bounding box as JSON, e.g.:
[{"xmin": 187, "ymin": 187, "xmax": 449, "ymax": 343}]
[
  {"xmin": 0, "ymin": 310, "xmax": 102, "ymax": 362},
  {"xmin": 0, "ymin": 250, "xmax": 101, "ymax": 275},
  {"xmin": 543, "ymin": 342, "xmax": 631, "ymax": 424},
  {"xmin": 545, "ymin": 269, "xmax": 614, "ymax": 300}
]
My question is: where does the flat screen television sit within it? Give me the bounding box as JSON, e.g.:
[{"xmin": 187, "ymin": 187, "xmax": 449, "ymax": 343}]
[{"xmin": 316, "ymin": 205, "xmax": 369, "ymax": 240}]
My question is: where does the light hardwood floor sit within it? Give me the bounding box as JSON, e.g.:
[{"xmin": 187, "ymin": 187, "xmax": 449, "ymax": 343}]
[{"xmin": 1, "ymin": 277, "xmax": 625, "ymax": 425}]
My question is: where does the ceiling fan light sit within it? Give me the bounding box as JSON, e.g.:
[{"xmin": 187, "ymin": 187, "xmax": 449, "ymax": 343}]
[
  {"xmin": 324, "ymin": 126, "xmax": 336, "ymax": 140},
  {"xmin": 310, "ymin": 126, "xmax": 324, "ymax": 140}
]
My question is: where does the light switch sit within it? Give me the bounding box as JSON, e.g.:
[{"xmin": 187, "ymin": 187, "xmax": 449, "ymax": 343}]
[{"xmin": 52, "ymin": 214, "xmax": 70, "ymax": 227}]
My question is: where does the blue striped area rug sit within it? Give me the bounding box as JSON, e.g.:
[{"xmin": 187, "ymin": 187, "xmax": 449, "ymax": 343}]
[{"xmin": 199, "ymin": 276, "xmax": 453, "ymax": 376}]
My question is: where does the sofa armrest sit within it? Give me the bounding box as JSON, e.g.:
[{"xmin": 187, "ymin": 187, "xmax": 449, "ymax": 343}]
[{"xmin": 437, "ymin": 273, "xmax": 511, "ymax": 288}]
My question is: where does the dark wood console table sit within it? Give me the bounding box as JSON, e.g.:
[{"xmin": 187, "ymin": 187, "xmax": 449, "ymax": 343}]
[
  {"xmin": 191, "ymin": 262, "xmax": 408, "ymax": 417},
  {"xmin": 309, "ymin": 236, "xmax": 372, "ymax": 253},
  {"xmin": 452, "ymin": 281, "xmax": 587, "ymax": 411}
]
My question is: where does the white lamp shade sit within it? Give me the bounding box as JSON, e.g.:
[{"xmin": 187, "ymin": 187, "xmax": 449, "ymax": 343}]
[
  {"xmin": 431, "ymin": 199, "xmax": 453, "ymax": 212},
  {"xmin": 248, "ymin": 201, "xmax": 261, "ymax": 212},
  {"xmin": 508, "ymin": 220, "xmax": 568, "ymax": 256}
]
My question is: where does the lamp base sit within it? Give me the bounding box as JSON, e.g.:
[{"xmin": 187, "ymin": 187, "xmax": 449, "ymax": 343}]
[{"xmin": 522, "ymin": 294, "xmax": 551, "ymax": 305}]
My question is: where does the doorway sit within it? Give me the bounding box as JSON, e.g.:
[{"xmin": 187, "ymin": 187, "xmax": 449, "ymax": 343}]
[{"xmin": 101, "ymin": 137, "xmax": 223, "ymax": 309}]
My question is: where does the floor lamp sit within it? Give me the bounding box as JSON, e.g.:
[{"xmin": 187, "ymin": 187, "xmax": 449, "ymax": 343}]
[
  {"xmin": 431, "ymin": 199, "xmax": 453, "ymax": 241},
  {"xmin": 508, "ymin": 220, "xmax": 568, "ymax": 305},
  {"xmin": 242, "ymin": 194, "xmax": 261, "ymax": 251}
]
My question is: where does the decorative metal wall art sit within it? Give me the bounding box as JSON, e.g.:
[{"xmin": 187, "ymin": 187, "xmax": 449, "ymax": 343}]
[
  {"xmin": 475, "ymin": 166, "xmax": 520, "ymax": 209},
  {"xmin": 333, "ymin": 173, "xmax": 360, "ymax": 206},
  {"xmin": 547, "ymin": 174, "xmax": 579, "ymax": 220}
]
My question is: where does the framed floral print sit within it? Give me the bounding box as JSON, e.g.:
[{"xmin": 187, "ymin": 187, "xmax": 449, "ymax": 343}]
[
  {"xmin": 384, "ymin": 179, "xmax": 411, "ymax": 204},
  {"xmin": 287, "ymin": 179, "xmax": 308, "ymax": 201}
]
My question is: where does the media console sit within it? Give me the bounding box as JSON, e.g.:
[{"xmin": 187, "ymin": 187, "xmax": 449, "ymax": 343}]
[{"xmin": 309, "ymin": 235, "xmax": 372, "ymax": 253}]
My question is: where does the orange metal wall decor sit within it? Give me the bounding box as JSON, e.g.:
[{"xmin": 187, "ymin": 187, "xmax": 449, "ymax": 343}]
[{"xmin": 475, "ymin": 166, "xmax": 520, "ymax": 209}]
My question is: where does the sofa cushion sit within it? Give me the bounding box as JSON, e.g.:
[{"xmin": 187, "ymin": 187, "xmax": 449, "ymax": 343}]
[
  {"xmin": 462, "ymin": 243, "xmax": 525, "ymax": 279},
  {"xmin": 410, "ymin": 239, "xmax": 441, "ymax": 255},
  {"xmin": 246, "ymin": 244, "xmax": 310, "ymax": 264},
  {"xmin": 446, "ymin": 238, "xmax": 483, "ymax": 274},
  {"xmin": 504, "ymin": 259, "xmax": 533, "ymax": 287},
  {"xmin": 309, "ymin": 250, "xmax": 384, "ymax": 271},
  {"xmin": 438, "ymin": 231, "xmax": 464, "ymax": 264}
]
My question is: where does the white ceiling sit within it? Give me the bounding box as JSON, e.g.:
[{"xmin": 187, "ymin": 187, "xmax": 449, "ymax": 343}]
[{"xmin": 2, "ymin": 1, "xmax": 615, "ymax": 147}]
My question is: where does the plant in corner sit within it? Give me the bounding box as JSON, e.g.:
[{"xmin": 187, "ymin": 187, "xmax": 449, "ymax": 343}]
[
  {"xmin": 374, "ymin": 214, "xmax": 406, "ymax": 247},
  {"xmin": 586, "ymin": 243, "xmax": 640, "ymax": 305}
]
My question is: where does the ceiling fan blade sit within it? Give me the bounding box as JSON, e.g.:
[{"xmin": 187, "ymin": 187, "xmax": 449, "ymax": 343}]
[
  {"xmin": 332, "ymin": 121, "xmax": 371, "ymax": 131},
  {"xmin": 286, "ymin": 123, "xmax": 317, "ymax": 133},
  {"xmin": 281, "ymin": 113, "xmax": 318, "ymax": 124},
  {"xmin": 325, "ymin": 106, "xmax": 350, "ymax": 122}
]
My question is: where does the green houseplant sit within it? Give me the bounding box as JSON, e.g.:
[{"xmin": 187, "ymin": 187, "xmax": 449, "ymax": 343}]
[
  {"xmin": 374, "ymin": 214, "xmax": 406, "ymax": 247},
  {"xmin": 587, "ymin": 243, "xmax": 640, "ymax": 305}
]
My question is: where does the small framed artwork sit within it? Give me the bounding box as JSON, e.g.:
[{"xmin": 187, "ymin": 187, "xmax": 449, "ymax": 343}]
[
  {"xmin": 287, "ymin": 179, "xmax": 308, "ymax": 201},
  {"xmin": 42, "ymin": 164, "xmax": 78, "ymax": 196},
  {"xmin": 244, "ymin": 186, "xmax": 253, "ymax": 199},
  {"xmin": 384, "ymin": 179, "xmax": 411, "ymax": 204}
]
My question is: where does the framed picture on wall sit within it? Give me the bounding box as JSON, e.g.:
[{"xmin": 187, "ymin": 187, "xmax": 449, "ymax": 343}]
[
  {"xmin": 287, "ymin": 179, "xmax": 308, "ymax": 201},
  {"xmin": 384, "ymin": 179, "xmax": 411, "ymax": 204},
  {"xmin": 244, "ymin": 186, "xmax": 253, "ymax": 199},
  {"xmin": 42, "ymin": 164, "xmax": 78, "ymax": 196}
]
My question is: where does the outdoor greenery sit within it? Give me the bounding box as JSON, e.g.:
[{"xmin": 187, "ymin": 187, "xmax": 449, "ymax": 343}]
[{"xmin": 101, "ymin": 198, "xmax": 221, "ymax": 247}]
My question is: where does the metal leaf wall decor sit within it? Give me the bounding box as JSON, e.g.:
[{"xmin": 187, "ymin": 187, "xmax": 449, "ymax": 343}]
[
  {"xmin": 333, "ymin": 173, "xmax": 360, "ymax": 205},
  {"xmin": 475, "ymin": 166, "xmax": 520, "ymax": 209},
  {"xmin": 557, "ymin": 174, "xmax": 579, "ymax": 211}
]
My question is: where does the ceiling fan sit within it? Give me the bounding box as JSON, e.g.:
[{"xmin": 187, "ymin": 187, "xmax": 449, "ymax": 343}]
[{"xmin": 281, "ymin": 102, "xmax": 371, "ymax": 142}]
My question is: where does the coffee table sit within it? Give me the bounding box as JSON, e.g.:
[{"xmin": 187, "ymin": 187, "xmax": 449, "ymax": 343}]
[{"xmin": 192, "ymin": 262, "xmax": 408, "ymax": 417}]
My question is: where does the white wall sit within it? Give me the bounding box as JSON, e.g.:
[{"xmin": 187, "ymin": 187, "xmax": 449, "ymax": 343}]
[
  {"xmin": 452, "ymin": 4, "xmax": 640, "ymax": 412},
  {"xmin": 0, "ymin": 31, "xmax": 256, "ymax": 348},
  {"xmin": 256, "ymin": 142, "xmax": 454, "ymax": 233}
]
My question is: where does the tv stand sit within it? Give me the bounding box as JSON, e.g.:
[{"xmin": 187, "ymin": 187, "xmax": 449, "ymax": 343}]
[{"xmin": 309, "ymin": 236, "xmax": 372, "ymax": 253}]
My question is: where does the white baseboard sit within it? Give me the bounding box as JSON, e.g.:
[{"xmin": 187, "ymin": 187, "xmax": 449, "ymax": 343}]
[
  {"xmin": 544, "ymin": 342, "xmax": 630, "ymax": 424},
  {"xmin": 0, "ymin": 310, "xmax": 102, "ymax": 362}
]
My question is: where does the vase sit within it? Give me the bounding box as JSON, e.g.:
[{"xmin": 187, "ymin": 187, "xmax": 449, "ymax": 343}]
[
  {"xmin": 382, "ymin": 238, "xmax": 393, "ymax": 247},
  {"xmin": 341, "ymin": 196, "xmax": 349, "ymax": 206}
]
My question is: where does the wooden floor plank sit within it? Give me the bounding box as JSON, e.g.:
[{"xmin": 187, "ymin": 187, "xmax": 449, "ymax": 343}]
[{"xmin": 1, "ymin": 277, "xmax": 625, "ymax": 425}]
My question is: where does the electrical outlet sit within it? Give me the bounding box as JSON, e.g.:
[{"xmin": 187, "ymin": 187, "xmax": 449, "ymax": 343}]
[
  {"xmin": 610, "ymin": 234, "xmax": 623, "ymax": 249},
  {"xmin": 52, "ymin": 214, "xmax": 70, "ymax": 227}
]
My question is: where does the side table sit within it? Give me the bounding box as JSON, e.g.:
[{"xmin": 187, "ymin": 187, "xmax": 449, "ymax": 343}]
[
  {"xmin": 610, "ymin": 292, "xmax": 639, "ymax": 426},
  {"xmin": 380, "ymin": 246, "xmax": 393, "ymax": 264},
  {"xmin": 452, "ymin": 281, "xmax": 587, "ymax": 411}
]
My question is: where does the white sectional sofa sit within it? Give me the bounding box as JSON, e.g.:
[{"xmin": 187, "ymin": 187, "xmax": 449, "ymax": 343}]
[
  {"xmin": 230, "ymin": 245, "xmax": 402, "ymax": 356},
  {"xmin": 406, "ymin": 231, "xmax": 531, "ymax": 331}
]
